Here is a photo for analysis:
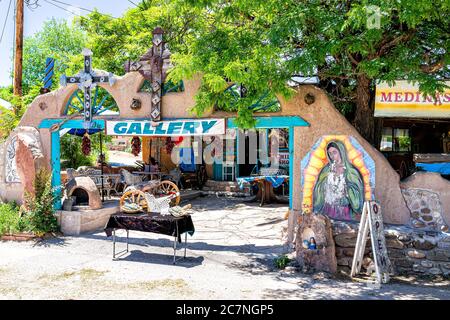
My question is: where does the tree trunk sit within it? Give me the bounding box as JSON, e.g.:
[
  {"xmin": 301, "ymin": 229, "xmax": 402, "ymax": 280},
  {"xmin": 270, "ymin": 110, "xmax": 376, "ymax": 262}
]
[{"xmin": 354, "ymin": 74, "xmax": 374, "ymax": 144}]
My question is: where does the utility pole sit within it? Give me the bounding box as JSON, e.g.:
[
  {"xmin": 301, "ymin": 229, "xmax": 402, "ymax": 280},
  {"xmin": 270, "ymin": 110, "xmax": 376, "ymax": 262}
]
[{"xmin": 13, "ymin": 0, "xmax": 23, "ymax": 96}]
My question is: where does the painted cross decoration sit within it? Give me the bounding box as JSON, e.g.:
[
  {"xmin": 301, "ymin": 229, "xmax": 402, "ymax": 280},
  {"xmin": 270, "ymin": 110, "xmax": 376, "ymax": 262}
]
[{"xmin": 60, "ymin": 48, "xmax": 116, "ymax": 124}]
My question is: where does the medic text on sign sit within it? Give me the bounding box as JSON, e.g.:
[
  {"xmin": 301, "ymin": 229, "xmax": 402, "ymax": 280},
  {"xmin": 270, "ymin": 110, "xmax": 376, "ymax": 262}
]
[{"xmin": 106, "ymin": 119, "xmax": 225, "ymax": 136}]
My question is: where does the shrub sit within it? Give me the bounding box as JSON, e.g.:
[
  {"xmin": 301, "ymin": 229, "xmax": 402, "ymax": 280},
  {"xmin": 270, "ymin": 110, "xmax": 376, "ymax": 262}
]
[
  {"xmin": 0, "ymin": 202, "xmax": 21, "ymax": 236},
  {"xmin": 22, "ymin": 169, "xmax": 59, "ymax": 236},
  {"xmin": 274, "ymin": 255, "xmax": 291, "ymax": 269}
]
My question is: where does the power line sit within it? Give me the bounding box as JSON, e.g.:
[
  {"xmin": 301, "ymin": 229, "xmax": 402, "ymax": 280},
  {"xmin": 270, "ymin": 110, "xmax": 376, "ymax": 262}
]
[
  {"xmin": 48, "ymin": 0, "xmax": 100, "ymax": 13},
  {"xmin": 45, "ymin": 0, "xmax": 118, "ymax": 18},
  {"xmin": 43, "ymin": 0, "xmax": 84, "ymax": 17},
  {"xmin": 0, "ymin": 0, "xmax": 13, "ymax": 45}
]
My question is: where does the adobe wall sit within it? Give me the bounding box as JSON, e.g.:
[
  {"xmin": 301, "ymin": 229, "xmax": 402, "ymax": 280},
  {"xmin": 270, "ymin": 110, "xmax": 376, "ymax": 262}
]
[{"xmin": 280, "ymin": 87, "xmax": 411, "ymax": 225}]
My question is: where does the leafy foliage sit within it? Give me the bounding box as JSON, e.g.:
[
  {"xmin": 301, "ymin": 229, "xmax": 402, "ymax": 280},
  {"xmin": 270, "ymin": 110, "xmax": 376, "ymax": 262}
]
[
  {"xmin": 60, "ymin": 132, "xmax": 111, "ymax": 170},
  {"xmin": 21, "ymin": 18, "xmax": 87, "ymax": 95},
  {"xmin": 0, "ymin": 202, "xmax": 21, "ymax": 236},
  {"xmin": 22, "ymin": 169, "xmax": 59, "ymax": 236},
  {"xmin": 0, "ymin": 0, "xmax": 448, "ymax": 143},
  {"xmin": 274, "ymin": 254, "xmax": 291, "ymax": 269}
]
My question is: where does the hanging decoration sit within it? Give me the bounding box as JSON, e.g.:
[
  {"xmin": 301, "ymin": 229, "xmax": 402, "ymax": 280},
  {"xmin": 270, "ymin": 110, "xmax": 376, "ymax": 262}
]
[
  {"xmin": 82, "ymin": 132, "xmax": 91, "ymax": 156},
  {"xmin": 164, "ymin": 136, "xmax": 184, "ymax": 154},
  {"xmin": 131, "ymin": 136, "xmax": 141, "ymax": 156},
  {"xmin": 164, "ymin": 137, "xmax": 174, "ymax": 154}
]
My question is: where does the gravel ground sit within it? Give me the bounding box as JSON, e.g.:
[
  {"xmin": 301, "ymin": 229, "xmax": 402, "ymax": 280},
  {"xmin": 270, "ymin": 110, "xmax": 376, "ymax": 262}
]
[{"xmin": 0, "ymin": 195, "xmax": 449, "ymax": 300}]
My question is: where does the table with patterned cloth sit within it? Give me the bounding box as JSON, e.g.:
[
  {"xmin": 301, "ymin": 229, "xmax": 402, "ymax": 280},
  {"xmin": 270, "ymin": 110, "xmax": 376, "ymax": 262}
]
[
  {"xmin": 104, "ymin": 212, "xmax": 195, "ymax": 263},
  {"xmin": 236, "ymin": 175, "xmax": 289, "ymax": 206}
]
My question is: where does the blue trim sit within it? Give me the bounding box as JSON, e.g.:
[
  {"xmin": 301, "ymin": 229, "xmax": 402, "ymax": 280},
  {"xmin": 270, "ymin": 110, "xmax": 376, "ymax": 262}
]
[
  {"xmin": 39, "ymin": 119, "xmax": 105, "ymax": 129},
  {"xmin": 51, "ymin": 131, "xmax": 62, "ymax": 210},
  {"xmin": 289, "ymin": 126, "xmax": 294, "ymax": 210},
  {"xmin": 93, "ymin": 94, "xmax": 109, "ymax": 114},
  {"xmin": 235, "ymin": 129, "xmax": 240, "ymax": 178},
  {"xmin": 227, "ymin": 116, "xmax": 309, "ymax": 129}
]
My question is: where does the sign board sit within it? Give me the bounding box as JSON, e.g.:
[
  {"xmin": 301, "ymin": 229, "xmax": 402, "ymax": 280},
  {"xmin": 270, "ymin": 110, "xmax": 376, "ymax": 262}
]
[
  {"xmin": 106, "ymin": 119, "xmax": 225, "ymax": 136},
  {"xmin": 374, "ymin": 80, "xmax": 450, "ymax": 118},
  {"xmin": 278, "ymin": 151, "xmax": 289, "ymax": 166},
  {"xmin": 351, "ymin": 201, "xmax": 392, "ymax": 285}
]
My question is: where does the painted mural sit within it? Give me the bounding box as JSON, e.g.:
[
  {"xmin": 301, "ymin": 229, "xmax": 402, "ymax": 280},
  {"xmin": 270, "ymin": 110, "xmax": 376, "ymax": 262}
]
[
  {"xmin": 5, "ymin": 136, "xmax": 20, "ymax": 183},
  {"xmin": 301, "ymin": 136, "xmax": 375, "ymax": 221}
]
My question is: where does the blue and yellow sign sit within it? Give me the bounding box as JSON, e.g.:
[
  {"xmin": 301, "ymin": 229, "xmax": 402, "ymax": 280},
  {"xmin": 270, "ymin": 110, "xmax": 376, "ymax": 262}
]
[{"xmin": 105, "ymin": 119, "xmax": 225, "ymax": 136}]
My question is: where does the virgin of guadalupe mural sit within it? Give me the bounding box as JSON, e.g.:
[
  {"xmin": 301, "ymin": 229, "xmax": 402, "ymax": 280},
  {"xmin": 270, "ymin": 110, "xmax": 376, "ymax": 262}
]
[
  {"xmin": 313, "ymin": 141, "xmax": 364, "ymax": 220},
  {"xmin": 301, "ymin": 136, "xmax": 375, "ymax": 221}
]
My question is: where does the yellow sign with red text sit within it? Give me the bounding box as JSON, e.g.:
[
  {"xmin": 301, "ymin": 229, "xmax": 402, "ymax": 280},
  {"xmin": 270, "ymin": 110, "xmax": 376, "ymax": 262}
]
[{"xmin": 374, "ymin": 80, "xmax": 450, "ymax": 118}]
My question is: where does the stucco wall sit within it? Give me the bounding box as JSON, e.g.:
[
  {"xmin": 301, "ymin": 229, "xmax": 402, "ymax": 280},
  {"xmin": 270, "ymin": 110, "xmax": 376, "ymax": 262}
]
[{"xmin": 281, "ymin": 86, "xmax": 410, "ymax": 225}]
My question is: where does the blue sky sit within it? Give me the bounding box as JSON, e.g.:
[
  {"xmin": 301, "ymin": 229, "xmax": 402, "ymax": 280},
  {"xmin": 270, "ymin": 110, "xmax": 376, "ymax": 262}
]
[{"xmin": 0, "ymin": 0, "xmax": 134, "ymax": 87}]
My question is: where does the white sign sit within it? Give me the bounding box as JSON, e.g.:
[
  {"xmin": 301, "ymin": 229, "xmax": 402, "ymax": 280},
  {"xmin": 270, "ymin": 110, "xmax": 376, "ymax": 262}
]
[
  {"xmin": 106, "ymin": 119, "xmax": 225, "ymax": 136},
  {"xmin": 351, "ymin": 201, "xmax": 392, "ymax": 285}
]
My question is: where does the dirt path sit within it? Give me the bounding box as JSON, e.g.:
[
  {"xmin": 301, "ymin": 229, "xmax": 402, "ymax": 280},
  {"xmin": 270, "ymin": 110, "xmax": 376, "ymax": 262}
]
[{"xmin": 0, "ymin": 196, "xmax": 449, "ymax": 300}]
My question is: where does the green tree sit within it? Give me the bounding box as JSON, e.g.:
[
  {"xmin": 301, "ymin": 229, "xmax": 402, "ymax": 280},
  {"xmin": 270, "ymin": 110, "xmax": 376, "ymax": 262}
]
[
  {"xmin": 166, "ymin": 0, "xmax": 449, "ymax": 143},
  {"xmin": 21, "ymin": 18, "xmax": 87, "ymax": 95},
  {"xmin": 0, "ymin": 19, "xmax": 87, "ymax": 138}
]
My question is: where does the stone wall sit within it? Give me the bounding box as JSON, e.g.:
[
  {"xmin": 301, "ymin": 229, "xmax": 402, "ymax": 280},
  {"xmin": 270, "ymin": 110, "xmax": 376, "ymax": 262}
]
[{"xmin": 332, "ymin": 220, "xmax": 450, "ymax": 278}]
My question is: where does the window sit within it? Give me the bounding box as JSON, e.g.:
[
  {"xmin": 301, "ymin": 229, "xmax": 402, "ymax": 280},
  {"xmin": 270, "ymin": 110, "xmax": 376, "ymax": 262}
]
[
  {"xmin": 380, "ymin": 127, "xmax": 393, "ymax": 151},
  {"xmin": 380, "ymin": 127, "xmax": 411, "ymax": 152},
  {"xmin": 394, "ymin": 128, "xmax": 411, "ymax": 152}
]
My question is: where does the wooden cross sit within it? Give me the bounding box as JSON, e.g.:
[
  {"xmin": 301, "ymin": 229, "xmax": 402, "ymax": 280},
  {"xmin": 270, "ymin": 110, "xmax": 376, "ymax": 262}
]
[{"xmin": 60, "ymin": 48, "xmax": 116, "ymax": 124}]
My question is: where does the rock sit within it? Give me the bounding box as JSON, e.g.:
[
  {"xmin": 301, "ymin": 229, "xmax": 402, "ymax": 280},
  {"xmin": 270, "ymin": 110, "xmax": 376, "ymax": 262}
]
[
  {"xmin": 334, "ymin": 233, "xmax": 360, "ymax": 247},
  {"xmin": 284, "ymin": 266, "xmax": 297, "ymax": 273},
  {"xmin": 388, "ymin": 249, "xmax": 406, "ymax": 259},
  {"xmin": 14, "ymin": 128, "xmax": 46, "ymax": 198},
  {"xmin": 421, "ymin": 208, "xmax": 431, "ymax": 214},
  {"xmin": 343, "ymin": 248, "xmax": 355, "ymax": 257},
  {"xmin": 398, "ymin": 235, "xmax": 411, "ymax": 242},
  {"xmin": 412, "ymin": 220, "xmax": 426, "ymax": 228},
  {"xmin": 312, "ymin": 272, "xmax": 328, "ymax": 280},
  {"xmin": 393, "ymin": 258, "xmax": 414, "ymax": 268},
  {"xmin": 413, "ymin": 239, "xmax": 436, "ymax": 250},
  {"xmin": 335, "ymin": 248, "xmax": 344, "ymax": 258},
  {"xmin": 426, "ymin": 250, "xmax": 450, "ymax": 262},
  {"xmin": 422, "ymin": 215, "xmax": 433, "ymax": 222},
  {"xmin": 296, "ymin": 214, "xmax": 337, "ymax": 273},
  {"xmin": 386, "ymin": 238, "xmax": 404, "ymax": 249},
  {"xmin": 429, "ymin": 268, "xmax": 442, "ymax": 275},
  {"xmin": 362, "ymin": 257, "xmax": 373, "ymax": 269},
  {"xmin": 441, "ymin": 225, "xmax": 449, "ymax": 233},
  {"xmin": 407, "ymin": 249, "xmax": 426, "ymax": 259},
  {"xmin": 411, "ymin": 211, "xmax": 420, "ymax": 219},
  {"xmin": 420, "ymin": 261, "xmax": 433, "ymax": 268},
  {"xmin": 337, "ymin": 257, "xmax": 352, "ymax": 267}
]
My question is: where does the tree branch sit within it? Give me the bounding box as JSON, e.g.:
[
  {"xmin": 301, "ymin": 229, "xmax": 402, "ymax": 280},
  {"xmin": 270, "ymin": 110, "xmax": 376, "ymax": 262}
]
[
  {"xmin": 420, "ymin": 58, "xmax": 445, "ymax": 73},
  {"xmin": 377, "ymin": 31, "xmax": 415, "ymax": 57},
  {"xmin": 347, "ymin": 51, "xmax": 360, "ymax": 66}
]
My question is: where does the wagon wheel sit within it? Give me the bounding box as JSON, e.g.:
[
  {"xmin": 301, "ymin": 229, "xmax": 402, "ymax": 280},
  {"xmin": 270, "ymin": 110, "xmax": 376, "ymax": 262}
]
[
  {"xmin": 119, "ymin": 190, "xmax": 148, "ymax": 212},
  {"xmin": 155, "ymin": 180, "xmax": 180, "ymax": 206}
]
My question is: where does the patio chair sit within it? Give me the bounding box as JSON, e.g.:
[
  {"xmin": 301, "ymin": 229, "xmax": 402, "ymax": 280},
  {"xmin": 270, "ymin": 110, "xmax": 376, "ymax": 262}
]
[{"xmin": 120, "ymin": 168, "xmax": 159, "ymax": 192}]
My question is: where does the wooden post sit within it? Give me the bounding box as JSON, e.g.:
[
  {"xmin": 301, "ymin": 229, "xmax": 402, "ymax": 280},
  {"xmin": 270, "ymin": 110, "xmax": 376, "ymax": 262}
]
[
  {"xmin": 151, "ymin": 27, "xmax": 163, "ymax": 164},
  {"xmin": 13, "ymin": 0, "xmax": 24, "ymax": 96}
]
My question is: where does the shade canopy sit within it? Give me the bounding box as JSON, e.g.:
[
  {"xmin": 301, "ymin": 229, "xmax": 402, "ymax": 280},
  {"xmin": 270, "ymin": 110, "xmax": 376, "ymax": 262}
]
[{"xmin": 65, "ymin": 128, "xmax": 103, "ymax": 136}]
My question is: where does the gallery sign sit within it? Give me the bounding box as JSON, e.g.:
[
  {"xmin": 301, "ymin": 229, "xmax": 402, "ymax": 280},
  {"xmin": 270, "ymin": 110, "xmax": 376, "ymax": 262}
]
[
  {"xmin": 374, "ymin": 80, "xmax": 450, "ymax": 118},
  {"xmin": 105, "ymin": 119, "xmax": 225, "ymax": 136}
]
